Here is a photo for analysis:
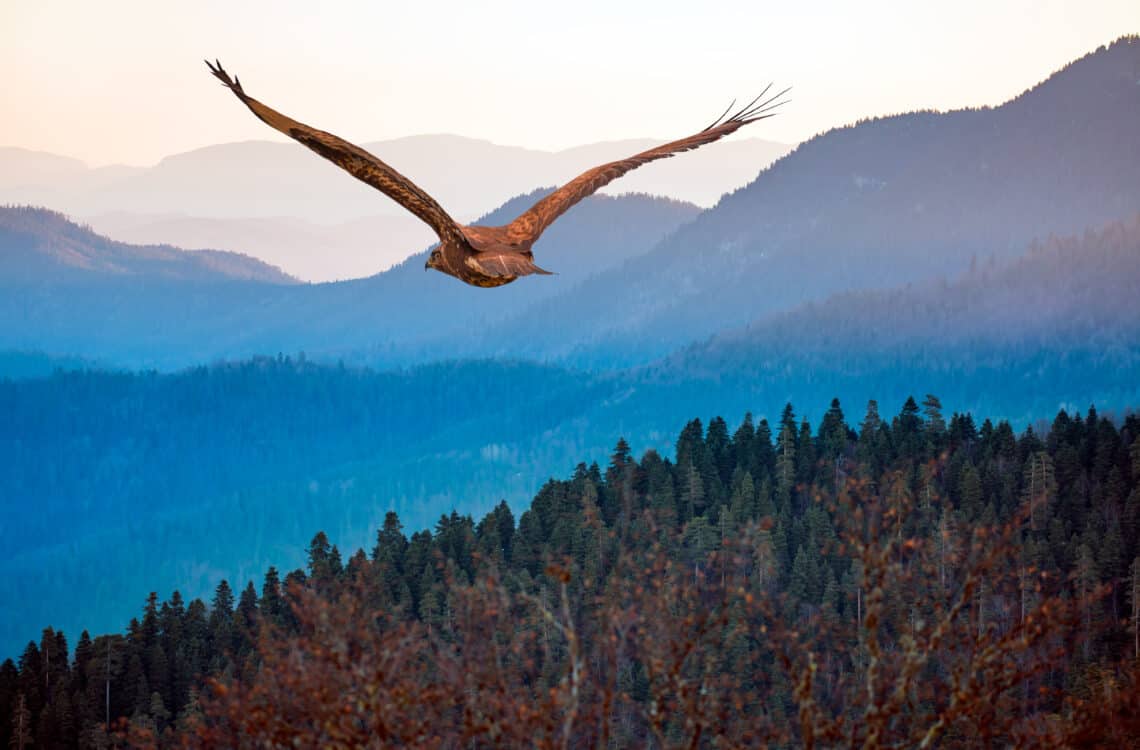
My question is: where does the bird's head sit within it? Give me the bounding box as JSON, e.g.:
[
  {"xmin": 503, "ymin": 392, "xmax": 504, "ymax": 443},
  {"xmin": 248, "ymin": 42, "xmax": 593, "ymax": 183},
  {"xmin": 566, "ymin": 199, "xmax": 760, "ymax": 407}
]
[{"xmin": 425, "ymin": 248, "xmax": 442, "ymax": 272}]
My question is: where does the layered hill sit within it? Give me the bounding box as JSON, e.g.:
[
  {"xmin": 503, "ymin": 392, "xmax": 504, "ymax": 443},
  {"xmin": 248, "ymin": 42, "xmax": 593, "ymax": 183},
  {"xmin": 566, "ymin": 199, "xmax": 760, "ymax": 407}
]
[
  {"xmin": 0, "ymin": 206, "xmax": 295, "ymax": 284},
  {"xmin": 572, "ymin": 214, "xmax": 1140, "ymax": 449},
  {"xmin": 2, "ymin": 136, "xmax": 789, "ymax": 280},
  {"xmin": 85, "ymin": 212, "xmax": 434, "ymax": 283},
  {"xmin": 0, "ymin": 192, "xmax": 699, "ymax": 368},
  {"xmin": 682, "ymin": 214, "xmax": 1140, "ymax": 367}
]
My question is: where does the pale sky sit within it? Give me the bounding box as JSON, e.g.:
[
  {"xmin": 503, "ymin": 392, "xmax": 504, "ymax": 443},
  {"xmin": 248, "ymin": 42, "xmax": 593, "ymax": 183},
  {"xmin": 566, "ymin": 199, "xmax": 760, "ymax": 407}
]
[{"xmin": 1, "ymin": 0, "xmax": 1136, "ymax": 167}]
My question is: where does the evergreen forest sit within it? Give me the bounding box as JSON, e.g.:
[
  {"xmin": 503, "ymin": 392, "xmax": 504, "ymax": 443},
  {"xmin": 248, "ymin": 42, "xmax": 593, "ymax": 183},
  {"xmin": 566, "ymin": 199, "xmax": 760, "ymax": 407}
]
[{"xmin": 4, "ymin": 396, "xmax": 1140, "ymax": 746}]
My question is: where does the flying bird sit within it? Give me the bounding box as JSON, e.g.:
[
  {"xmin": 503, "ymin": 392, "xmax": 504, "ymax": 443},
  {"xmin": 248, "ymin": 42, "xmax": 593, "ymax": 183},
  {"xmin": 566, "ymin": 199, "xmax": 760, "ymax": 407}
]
[{"xmin": 205, "ymin": 60, "xmax": 788, "ymax": 288}]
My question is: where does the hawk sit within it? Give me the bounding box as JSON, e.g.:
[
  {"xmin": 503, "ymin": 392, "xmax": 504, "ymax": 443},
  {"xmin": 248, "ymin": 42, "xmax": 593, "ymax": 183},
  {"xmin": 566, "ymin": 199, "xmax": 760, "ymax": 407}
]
[{"xmin": 206, "ymin": 60, "xmax": 787, "ymax": 287}]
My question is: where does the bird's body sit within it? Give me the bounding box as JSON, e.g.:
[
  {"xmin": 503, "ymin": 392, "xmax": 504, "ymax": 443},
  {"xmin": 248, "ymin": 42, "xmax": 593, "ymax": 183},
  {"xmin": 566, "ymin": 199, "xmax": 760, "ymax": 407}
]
[
  {"xmin": 446, "ymin": 225, "xmax": 544, "ymax": 287},
  {"xmin": 205, "ymin": 60, "xmax": 787, "ymax": 287}
]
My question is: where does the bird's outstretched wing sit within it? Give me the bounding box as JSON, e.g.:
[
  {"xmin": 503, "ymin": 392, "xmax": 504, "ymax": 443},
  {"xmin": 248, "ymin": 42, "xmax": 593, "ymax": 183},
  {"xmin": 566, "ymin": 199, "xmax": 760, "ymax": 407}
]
[
  {"xmin": 205, "ymin": 60, "xmax": 464, "ymax": 244},
  {"xmin": 505, "ymin": 87, "xmax": 789, "ymax": 246}
]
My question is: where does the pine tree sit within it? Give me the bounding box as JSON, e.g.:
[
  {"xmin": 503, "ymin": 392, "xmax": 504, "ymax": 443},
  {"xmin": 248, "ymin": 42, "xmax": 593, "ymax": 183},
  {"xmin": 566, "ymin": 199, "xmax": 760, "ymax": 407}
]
[
  {"xmin": 140, "ymin": 592, "xmax": 159, "ymax": 655},
  {"xmin": 513, "ymin": 510, "xmax": 545, "ymax": 577},
  {"xmin": 259, "ymin": 567, "xmax": 286, "ymax": 629},
  {"xmin": 856, "ymin": 400, "xmax": 884, "ymax": 477},
  {"xmin": 605, "ymin": 438, "xmax": 634, "ymax": 526},
  {"xmin": 149, "ymin": 691, "xmax": 170, "ymax": 735},
  {"xmin": 682, "ymin": 516, "xmax": 717, "ymax": 581},
  {"xmin": 675, "ymin": 419, "xmax": 705, "ymax": 476},
  {"xmin": 1075, "ymin": 544, "xmax": 1099, "ymax": 662},
  {"xmin": 756, "ymin": 475, "xmax": 775, "ymax": 520},
  {"xmin": 372, "ymin": 512, "xmax": 408, "ymax": 566},
  {"xmin": 750, "ymin": 527, "xmax": 778, "ymax": 594},
  {"xmin": 145, "ymin": 641, "xmax": 170, "ymax": 723},
  {"xmin": 491, "ymin": 501, "xmax": 515, "ymax": 562},
  {"xmin": 779, "ymin": 403, "xmax": 797, "ymax": 444},
  {"xmin": 775, "ymin": 422, "xmax": 796, "ymax": 511},
  {"xmin": 38, "ymin": 627, "xmax": 68, "ymax": 716},
  {"xmin": 208, "ymin": 580, "xmax": 235, "ymax": 665},
  {"xmin": 818, "ymin": 398, "xmax": 848, "ymax": 462},
  {"xmin": 958, "ymin": 463, "xmax": 984, "ymax": 519},
  {"xmin": 15, "ymin": 643, "xmax": 41, "ymax": 724},
  {"xmin": 728, "ymin": 471, "xmax": 756, "ymax": 523},
  {"xmin": 733, "ymin": 413, "xmax": 755, "ymax": 476},
  {"xmin": 417, "ymin": 564, "xmax": 445, "ymax": 635},
  {"xmin": 787, "ymin": 547, "xmax": 817, "ymax": 612},
  {"xmin": 73, "ymin": 631, "xmax": 93, "ymax": 697},
  {"xmin": 9, "ymin": 693, "xmax": 31, "ymax": 750},
  {"xmin": 373, "ymin": 512, "xmax": 409, "ymax": 607},
  {"xmin": 821, "ymin": 572, "xmax": 841, "ymax": 630},
  {"xmin": 1022, "ymin": 451, "xmax": 1057, "ymax": 531},
  {"xmin": 174, "ymin": 686, "xmax": 203, "ymax": 734},
  {"xmin": 922, "ymin": 394, "xmax": 946, "ymax": 450},
  {"xmin": 158, "ymin": 592, "xmax": 185, "ymax": 711},
  {"xmin": 753, "ymin": 419, "xmax": 775, "ymax": 478},
  {"xmin": 795, "ymin": 418, "xmax": 817, "ymax": 486},
  {"xmin": 234, "ymin": 582, "xmax": 259, "ymax": 656},
  {"xmin": 949, "ymin": 411, "xmax": 977, "ymax": 452},
  {"xmin": 475, "ymin": 513, "xmax": 506, "ymax": 569},
  {"xmin": 706, "ymin": 416, "xmax": 733, "ymax": 487},
  {"xmin": 894, "ymin": 396, "xmax": 923, "ymax": 459},
  {"xmin": 344, "ymin": 548, "xmax": 369, "ymax": 582},
  {"xmin": 679, "ymin": 461, "xmax": 705, "ymax": 523}
]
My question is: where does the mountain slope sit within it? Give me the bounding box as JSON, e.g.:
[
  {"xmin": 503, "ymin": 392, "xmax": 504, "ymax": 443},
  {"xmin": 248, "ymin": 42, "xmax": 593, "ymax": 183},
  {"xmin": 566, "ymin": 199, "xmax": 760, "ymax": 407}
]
[
  {"xmin": 84, "ymin": 212, "xmax": 437, "ymax": 283},
  {"xmin": 571, "ymin": 213, "xmax": 1140, "ymax": 448},
  {"xmin": 0, "ymin": 206, "xmax": 296, "ymax": 284},
  {"xmin": 0, "ymin": 193, "xmax": 700, "ymax": 368},
  {"xmin": 479, "ymin": 36, "xmax": 1140, "ymax": 367},
  {"xmin": 3, "ymin": 213, "xmax": 1139, "ymax": 655}
]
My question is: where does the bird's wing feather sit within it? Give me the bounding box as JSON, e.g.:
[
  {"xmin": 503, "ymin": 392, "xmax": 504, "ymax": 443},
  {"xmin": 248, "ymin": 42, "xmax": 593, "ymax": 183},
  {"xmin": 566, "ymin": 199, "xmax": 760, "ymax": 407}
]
[
  {"xmin": 465, "ymin": 252, "xmax": 553, "ymax": 279},
  {"xmin": 205, "ymin": 60, "xmax": 464, "ymax": 243},
  {"xmin": 505, "ymin": 88, "xmax": 789, "ymax": 246}
]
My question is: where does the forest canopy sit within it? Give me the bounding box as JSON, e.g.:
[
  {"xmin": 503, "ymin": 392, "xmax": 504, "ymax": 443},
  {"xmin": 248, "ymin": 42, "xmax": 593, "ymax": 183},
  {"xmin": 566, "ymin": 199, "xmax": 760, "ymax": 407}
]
[{"xmin": 3, "ymin": 396, "xmax": 1139, "ymax": 746}]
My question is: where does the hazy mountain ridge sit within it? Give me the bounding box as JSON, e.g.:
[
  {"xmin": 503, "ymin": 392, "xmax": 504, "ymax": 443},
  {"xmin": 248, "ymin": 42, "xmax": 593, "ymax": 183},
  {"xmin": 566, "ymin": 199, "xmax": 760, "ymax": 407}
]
[
  {"xmin": 0, "ymin": 206, "xmax": 296, "ymax": 284},
  {"xmin": 2, "ymin": 136, "xmax": 790, "ymax": 280},
  {"xmin": 683, "ymin": 212, "xmax": 1140, "ymax": 366},
  {"xmin": 0, "ymin": 193, "xmax": 700, "ymax": 368},
  {"xmin": 0, "ymin": 136, "xmax": 789, "ymax": 220},
  {"xmin": 0, "ymin": 147, "xmax": 145, "ymax": 194},
  {"xmin": 2, "ymin": 40, "xmax": 1138, "ymax": 371},
  {"xmin": 85, "ymin": 212, "xmax": 437, "ymax": 283},
  {"xmin": 0, "ymin": 350, "xmax": 100, "ymax": 380},
  {"xmin": 475, "ymin": 36, "xmax": 1140, "ymax": 367}
]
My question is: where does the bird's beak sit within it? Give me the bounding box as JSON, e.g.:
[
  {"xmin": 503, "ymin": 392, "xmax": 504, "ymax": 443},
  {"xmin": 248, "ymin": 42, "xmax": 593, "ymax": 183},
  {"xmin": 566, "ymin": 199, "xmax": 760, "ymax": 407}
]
[{"xmin": 424, "ymin": 259, "xmax": 430, "ymax": 271}]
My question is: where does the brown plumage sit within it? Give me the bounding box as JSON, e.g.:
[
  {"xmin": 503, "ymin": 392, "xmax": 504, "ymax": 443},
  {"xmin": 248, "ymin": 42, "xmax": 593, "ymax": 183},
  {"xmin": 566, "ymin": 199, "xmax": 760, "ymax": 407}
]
[{"xmin": 205, "ymin": 60, "xmax": 788, "ymax": 288}]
